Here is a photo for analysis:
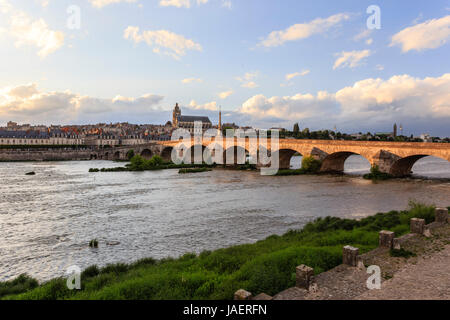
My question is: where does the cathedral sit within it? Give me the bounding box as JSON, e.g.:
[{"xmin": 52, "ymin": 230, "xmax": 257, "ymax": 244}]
[{"xmin": 172, "ymin": 103, "xmax": 215, "ymax": 134}]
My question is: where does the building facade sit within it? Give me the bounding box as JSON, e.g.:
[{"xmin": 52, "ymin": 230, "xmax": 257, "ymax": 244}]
[{"xmin": 171, "ymin": 103, "xmax": 212, "ymax": 134}]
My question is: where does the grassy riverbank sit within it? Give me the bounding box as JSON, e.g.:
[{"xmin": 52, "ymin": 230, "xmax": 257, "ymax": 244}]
[{"xmin": 1, "ymin": 202, "xmax": 444, "ymax": 300}]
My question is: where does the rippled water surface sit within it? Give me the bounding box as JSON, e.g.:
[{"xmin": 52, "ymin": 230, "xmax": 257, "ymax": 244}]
[{"xmin": 0, "ymin": 156, "xmax": 449, "ymax": 281}]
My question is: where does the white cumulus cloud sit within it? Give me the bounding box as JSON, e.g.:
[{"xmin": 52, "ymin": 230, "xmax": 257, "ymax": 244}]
[
  {"xmin": 124, "ymin": 26, "xmax": 202, "ymax": 60},
  {"xmin": 89, "ymin": 0, "xmax": 138, "ymax": 8},
  {"xmin": 237, "ymin": 73, "xmax": 450, "ymax": 129},
  {"xmin": 182, "ymin": 78, "xmax": 203, "ymax": 84},
  {"xmin": 0, "ymin": 1, "xmax": 64, "ymax": 58},
  {"xmin": 390, "ymin": 15, "xmax": 450, "ymax": 52},
  {"xmin": 0, "ymin": 83, "xmax": 164, "ymax": 124},
  {"xmin": 189, "ymin": 100, "xmax": 217, "ymax": 111},
  {"xmin": 218, "ymin": 90, "xmax": 233, "ymax": 99},
  {"xmin": 333, "ymin": 50, "xmax": 371, "ymax": 70},
  {"xmin": 260, "ymin": 13, "xmax": 350, "ymax": 47}
]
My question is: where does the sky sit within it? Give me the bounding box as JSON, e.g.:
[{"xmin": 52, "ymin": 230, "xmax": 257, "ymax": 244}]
[{"xmin": 0, "ymin": 0, "xmax": 449, "ymax": 136}]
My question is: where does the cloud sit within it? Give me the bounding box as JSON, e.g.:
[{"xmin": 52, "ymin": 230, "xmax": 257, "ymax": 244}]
[
  {"xmin": 390, "ymin": 15, "xmax": 450, "ymax": 52},
  {"xmin": 2, "ymin": 75, "xmax": 449, "ymax": 136},
  {"xmin": 353, "ymin": 29, "xmax": 372, "ymax": 42},
  {"xmin": 260, "ymin": 13, "xmax": 350, "ymax": 47},
  {"xmin": 189, "ymin": 100, "xmax": 217, "ymax": 111},
  {"xmin": 89, "ymin": 0, "xmax": 138, "ymax": 8},
  {"xmin": 0, "ymin": 1, "xmax": 64, "ymax": 58},
  {"xmin": 333, "ymin": 50, "xmax": 371, "ymax": 70},
  {"xmin": 124, "ymin": 26, "xmax": 202, "ymax": 60},
  {"xmin": 241, "ymin": 81, "xmax": 258, "ymax": 89},
  {"xmin": 159, "ymin": 0, "xmax": 190, "ymax": 8},
  {"xmin": 0, "ymin": 83, "xmax": 164, "ymax": 124},
  {"xmin": 236, "ymin": 72, "xmax": 259, "ymax": 88},
  {"xmin": 158, "ymin": 0, "xmax": 209, "ymax": 8},
  {"xmin": 36, "ymin": 0, "xmax": 49, "ymax": 7},
  {"xmin": 218, "ymin": 90, "xmax": 233, "ymax": 99},
  {"xmin": 182, "ymin": 78, "xmax": 203, "ymax": 84},
  {"xmin": 286, "ymin": 70, "xmax": 310, "ymax": 81},
  {"xmin": 221, "ymin": 0, "xmax": 232, "ymax": 9},
  {"xmin": 237, "ymin": 73, "xmax": 450, "ymax": 133}
]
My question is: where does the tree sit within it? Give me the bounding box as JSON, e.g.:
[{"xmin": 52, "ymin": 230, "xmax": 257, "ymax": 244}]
[
  {"xmin": 126, "ymin": 149, "xmax": 135, "ymax": 160},
  {"xmin": 293, "ymin": 123, "xmax": 300, "ymax": 134}
]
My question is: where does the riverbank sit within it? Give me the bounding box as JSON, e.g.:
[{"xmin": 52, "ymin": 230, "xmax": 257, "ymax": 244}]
[{"xmin": 1, "ymin": 202, "xmax": 446, "ymax": 300}]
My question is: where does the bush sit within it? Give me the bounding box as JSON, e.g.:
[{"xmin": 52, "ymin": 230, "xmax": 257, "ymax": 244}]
[
  {"xmin": 126, "ymin": 150, "xmax": 135, "ymax": 160},
  {"xmin": 363, "ymin": 165, "xmax": 393, "ymax": 180},
  {"xmin": 301, "ymin": 156, "xmax": 322, "ymax": 173}
]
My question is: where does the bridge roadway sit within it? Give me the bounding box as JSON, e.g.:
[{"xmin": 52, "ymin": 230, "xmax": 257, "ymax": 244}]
[{"xmin": 100, "ymin": 139, "xmax": 450, "ymax": 177}]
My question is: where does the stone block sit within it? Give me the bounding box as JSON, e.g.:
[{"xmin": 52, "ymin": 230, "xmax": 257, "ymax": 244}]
[
  {"xmin": 295, "ymin": 265, "xmax": 314, "ymax": 290},
  {"xmin": 435, "ymin": 208, "xmax": 449, "ymax": 224},
  {"xmin": 410, "ymin": 218, "xmax": 425, "ymax": 234},
  {"xmin": 343, "ymin": 245, "xmax": 359, "ymax": 266},
  {"xmin": 252, "ymin": 293, "xmax": 272, "ymax": 300},
  {"xmin": 234, "ymin": 289, "xmax": 252, "ymax": 300},
  {"xmin": 379, "ymin": 230, "xmax": 395, "ymax": 248}
]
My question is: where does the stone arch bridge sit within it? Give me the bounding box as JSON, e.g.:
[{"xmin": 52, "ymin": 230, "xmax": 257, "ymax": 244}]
[{"xmin": 100, "ymin": 139, "xmax": 450, "ymax": 177}]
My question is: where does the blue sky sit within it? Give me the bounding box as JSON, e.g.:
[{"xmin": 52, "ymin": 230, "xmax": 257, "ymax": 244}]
[{"xmin": 0, "ymin": 0, "xmax": 449, "ymax": 136}]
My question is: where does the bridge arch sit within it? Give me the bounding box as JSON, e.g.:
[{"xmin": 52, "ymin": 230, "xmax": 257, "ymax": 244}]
[
  {"xmin": 320, "ymin": 151, "xmax": 371, "ymax": 174},
  {"xmin": 278, "ymin": 149, "xmax": 303, "ymax": 169},
  {"xmin": 184, "ymin": 144, "xmax": 207, "ymax": 164},
  {"xmin": 389, "ymin": 154, "xmax": 450, "ymax": 177},
  {"xmin": 113, "ymin": 151, "xmax": 121, "ymax": 161},
  {"xmin": 161, "ymin": 146, "xmax": 173, "ymax": 162},
  {"xmin": 140, "ymin": 149, "xmax": 153, "ymax": 160},
  {"xmin": 222, "ymin": 146, "xmax": 251, "ymax": 166}
]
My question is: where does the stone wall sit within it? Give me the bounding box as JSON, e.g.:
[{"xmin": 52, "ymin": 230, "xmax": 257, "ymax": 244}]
[{"xmin": 0, "ymin": 149, "xmax": 94, "ymax": 161}]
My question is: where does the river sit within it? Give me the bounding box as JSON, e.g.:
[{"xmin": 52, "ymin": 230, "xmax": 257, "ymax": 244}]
[{"xmin": 0, "ymin": 156, "xmax": 449, "ymax": 281}]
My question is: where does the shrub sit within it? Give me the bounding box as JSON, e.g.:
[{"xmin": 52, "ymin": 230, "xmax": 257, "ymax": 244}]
[
  {"xmin": 301, "ymin": 156, "xmax": 322, "ymax": 173},
  {"xmin": 126, "ymin": 150, "xmax": 135, "ymax": 160},
  {"xmin": 363, "ymin": 165, "xmax": 393, "ymax": 180}
]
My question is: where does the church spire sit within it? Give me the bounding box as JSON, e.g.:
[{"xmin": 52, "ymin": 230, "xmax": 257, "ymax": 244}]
[{"xmin": 218, "ymin": 106, "xmax": 222, "ymax": 131}]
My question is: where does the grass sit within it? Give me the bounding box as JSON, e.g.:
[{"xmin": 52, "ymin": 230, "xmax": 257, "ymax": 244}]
[
  {"xmin": 89, "ymin": 239, "xmax": 99, "ymax": 248},
  {"xmin": 1, "ymin": 202, "xmax": 444, "ymax": 300}
]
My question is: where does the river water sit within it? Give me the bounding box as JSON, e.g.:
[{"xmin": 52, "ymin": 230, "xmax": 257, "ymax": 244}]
[{"xmin": 0, "ymin": 156, "xmax": 449, "ymax": 281}]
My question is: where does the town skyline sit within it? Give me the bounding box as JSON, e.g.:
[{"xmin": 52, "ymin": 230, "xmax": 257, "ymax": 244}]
[{"xmin": 0, "ymin": 0, "xmax": 449, "ymax": 136}]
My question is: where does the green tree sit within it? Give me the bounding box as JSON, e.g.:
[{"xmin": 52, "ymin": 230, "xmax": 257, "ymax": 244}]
[
  {"xmin": 301, "ymin": 156, "xmax": 322, "ymax": 173},
  {"xmin": 126, "ymin": 149, "xmax": 135, "ymax": 160},
  {"xmin": 293, "ymin": 123, "xmax": 300, "ymax": 134}
]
